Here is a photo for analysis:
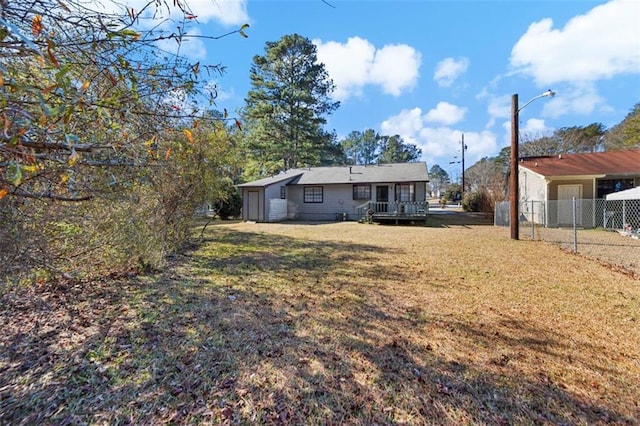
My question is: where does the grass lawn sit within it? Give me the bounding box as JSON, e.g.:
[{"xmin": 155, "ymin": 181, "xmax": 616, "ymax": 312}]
[{"xmin": 1, "ymin": 220, "xmax": 639, "ymax": 424}]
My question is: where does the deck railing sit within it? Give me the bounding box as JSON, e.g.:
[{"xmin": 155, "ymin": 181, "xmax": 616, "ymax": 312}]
[{"xmin": 357, "ymin": 201, "xmax": 429, "ymax": 221}]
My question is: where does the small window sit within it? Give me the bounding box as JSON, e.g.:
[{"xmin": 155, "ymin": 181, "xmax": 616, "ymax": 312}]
[
  {"xmin": 280, "ymin": 186, "xmax": 286, "ymax": 199},
  {"xmin": 304, "ymin": 186, "xmax": 323, "ymax": 203},
  {"xmin": 352, "ymin": 184, "xmax": 371, "ymax": 200}
]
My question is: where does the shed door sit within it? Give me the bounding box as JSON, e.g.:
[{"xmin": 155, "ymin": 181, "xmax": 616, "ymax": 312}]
[
  {"xmin": 558, "ymin": 184, "xmax": 582, "ymax": 226},
  {"xmin": 247, "ymin": 191, "xmax": 259, "ymax": 221}
]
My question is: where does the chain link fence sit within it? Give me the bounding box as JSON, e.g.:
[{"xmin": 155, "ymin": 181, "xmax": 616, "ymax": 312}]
[{"xmin": 495, "ymin": 198, "xmax": 640, "ymax": 277}]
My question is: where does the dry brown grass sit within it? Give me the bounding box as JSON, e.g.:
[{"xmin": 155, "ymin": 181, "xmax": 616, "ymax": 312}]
[
  {"xmin": 1, "ymin": 219, "xmax": 639, "ymax": 424},
  {"xmin": 530, "ymin": 226, "xmax": 640, "ymax": 279}
]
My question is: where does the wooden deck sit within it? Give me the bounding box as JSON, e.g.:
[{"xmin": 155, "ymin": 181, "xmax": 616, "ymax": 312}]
[
  {"xmin": 357, "ymin": 201, "xmax": 429, "ymax": 224},
  {"xmin": 369, "ymin": 212, "xmax": 429, "ymax": 224}
]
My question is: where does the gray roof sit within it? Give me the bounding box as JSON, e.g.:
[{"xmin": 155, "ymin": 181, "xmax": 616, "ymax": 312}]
[
  {"xmin": 236, "ymin": 169, "xmax": 305, "ymax": 187},
  {"xmin": 238, "ymin": 162, "xmax": 429, "ymax": 187}
]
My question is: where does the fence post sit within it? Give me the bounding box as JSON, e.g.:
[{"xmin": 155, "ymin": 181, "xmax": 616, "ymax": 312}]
[
  {"xmin": 572, "ymin": 197, "xmax": 578, "ymax": 253},
  {"xmin": 623, "ymin": 200, "xmax": 626, "ymax": 228},
  {"xmin": 531, "ymin": 199, "xmax": 535, "ymax": 240}
]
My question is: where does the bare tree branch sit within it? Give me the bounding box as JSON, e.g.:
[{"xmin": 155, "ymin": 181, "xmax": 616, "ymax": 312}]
[{"xmin": 12, "ymin": 188, "xmax": 94, "ymax": 202}]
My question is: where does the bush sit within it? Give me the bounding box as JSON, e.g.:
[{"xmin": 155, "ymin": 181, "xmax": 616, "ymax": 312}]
[
  {"xmin": 0, "ymin": 189, "xmax": 171, "ymax": 284},
  {"xmin": 462, "ymin": 189, "xmax": 494, "ymax": 214},
  {"xmin": 442, "ymin": 184, "xmax": 462, "ymax": 204},
  {"xmin": 215, "ymin": 189, "xmax": 242, "ymax": 220}
]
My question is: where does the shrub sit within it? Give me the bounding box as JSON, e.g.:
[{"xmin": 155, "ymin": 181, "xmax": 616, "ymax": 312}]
[
  {"xmin": 462, "ymin": 189, "xmax": 494, "ymax": 214},
  {"xmin": 215, "ymin": 189, "xmax": 242, "ymax": 220},
  {"xmin": 442, "ymin": 183, "xmax": 462, "ymax": 204}
]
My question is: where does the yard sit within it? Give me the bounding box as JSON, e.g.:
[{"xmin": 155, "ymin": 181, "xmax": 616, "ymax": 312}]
[{"xmin": 1, "ymin": 219, "xmax": 639, "ymax": 424}]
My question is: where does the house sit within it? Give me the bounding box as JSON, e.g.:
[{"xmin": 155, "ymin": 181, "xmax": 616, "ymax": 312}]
[
  {"xmin": 518, "ymin": 149, "xmax": 640, "ymax": 227},
  {"xmin": 237, "ymin": 162, "xmax": 430, "ymax": 222}
]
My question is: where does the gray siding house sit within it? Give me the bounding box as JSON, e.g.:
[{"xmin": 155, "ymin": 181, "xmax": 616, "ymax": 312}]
[{"xmin": 238, "ymin": 162, "xmax": 430, "ymax": 222}]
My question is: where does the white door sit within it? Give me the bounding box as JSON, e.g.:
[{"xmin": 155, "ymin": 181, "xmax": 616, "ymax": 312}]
[
  {"xmin": 247, "ymin": 191, "xmax": 259, "ymax": 221},
  {"xmin": 557, "ymin": 185, "xmax": 582, "ymax": 226}
]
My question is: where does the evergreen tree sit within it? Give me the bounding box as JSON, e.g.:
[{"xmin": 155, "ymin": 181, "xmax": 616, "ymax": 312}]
[
  {"xmin": 378, "ymin": 135, "xmax": 422, "ymax": 163},
  {"xmin": 244, "ymin": 34, "xmax": 339, "ymax": 172},
  {"xmin": 429, "ymin": 164, "xmax": 450, "ymax": 195},
  {"xmin": 339, "ymin": 129, "xmax": 379, "ymax": 165},
  {"xmin": 555, "ymin": 123, "xmax": 606, "ymax": 153},
  {"xmin": 605, "ymin": 103, "xmax": 640, "ymax": 150}
]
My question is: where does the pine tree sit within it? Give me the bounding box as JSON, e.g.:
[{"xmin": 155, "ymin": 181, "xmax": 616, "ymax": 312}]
[{"xmin": 244, "ymin": 34, "xmax": 339, "ymax": 172}]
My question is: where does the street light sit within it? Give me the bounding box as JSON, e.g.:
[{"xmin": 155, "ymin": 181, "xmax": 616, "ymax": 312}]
[{"xmin": 510, "ymin": 89, "xmax": 555, "ymax": 240}]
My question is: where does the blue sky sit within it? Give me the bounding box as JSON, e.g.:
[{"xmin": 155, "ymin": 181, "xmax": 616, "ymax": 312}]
[{"xmin": 134, "ymin": 0, "xmax": 639, "ymax": 177}]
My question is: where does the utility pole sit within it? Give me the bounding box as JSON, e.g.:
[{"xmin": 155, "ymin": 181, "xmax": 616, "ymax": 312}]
[
  {"xmin": 510, "ymin": 89, "xmax": 555, "ymax": 240},
  {"xmin": 461, "ymin": 134, "xmax": 467, "ymax": 198},
  {"xmin": 449, "ymin": 134, "xmax": 468, "ymax": 201},
  {"xmin": 510, "ymin": 94, "xmax": 519, "ymax": 240}
]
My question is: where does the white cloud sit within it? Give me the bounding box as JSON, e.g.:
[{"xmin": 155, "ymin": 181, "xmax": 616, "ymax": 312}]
[
  {"xmin": 487, "ymin": 95, "xmax": 511, "ymax": 120},
  {"xmin": 485, "ymin": 84, "xmax": 610, "ymax": 124},
  {"xmin": 192, "ymin": 0, "xmax": 250, "ymax": 26},
  {"xmin": 380, "ymin": 107, "xmax": 424, "ymax": 137},
  {"xmin": 380, "ymin": 103, "xmax": 466, "ymax": 136},
  {"xmin": 90, "ymin": 0, "xmax": 248, "ymax": 60},
  {"xmin": 163, "ymin": 89, "xmax": 197, "ymax": 115},
  {"xmin": 521, "ymin": 118, "xmax": 550, "ymax": 135},
  {"xmin": 510, "ymin": 0, "xmax": 640, "ymax": 85},
  {"xmin": 313, "ymin": 37, "xmax": 375, "ymax": 100},
  {"xmin": 434, "ymin": 57, "xmax": 469, "ymax": 87},
  {"xmin": 484, "ymin": 94, "xmax": 511, "ymax": 129},
  {"xmin": 424, "ymin": 102, "xmax": 467, "ymax": 125},
  {"xmin": 205, "ymin": 80, "xmax": 233, "ymax": 103},
  {"xmin": 413, "ymin": 128, "xmax": 498, "ymax": 168},
  {"xmin": 370, "ymin": 44, "xmax": 422, "ymax": 96},
  {"xmin": 156, "ymin": 26, "xmax": 208, "ymax": 59},
  {"xmin": 379, "ymin": 107, "xmax": 497, "ymax": 169},
  {"xmin": 463, "ymin": 131, "xmax": 499, "ymax": 163},
  {"xmin": 499, "ymin": 117, "xmax": 554, "ymax": 147},
  {"xmin": 314, "ymin": 37, "xmax": 421, "ymax": 101},
  {"xmin": 380, "ymin": 109, "xmax": 459, "ymax": 162},
  {"xmin": 418, "ymin": 127, "xmax": 467, "ymax": 160},
  {"xmin": 90, "ymin": 0, "xmax": 248, "ymax": 25},
  {"xmin": 541, "ymin": 84, "xmax": 608, "ymax": 118},
  {"xmin": 418, "ymin": 128, "xmax": 498, "ymax": 171}
]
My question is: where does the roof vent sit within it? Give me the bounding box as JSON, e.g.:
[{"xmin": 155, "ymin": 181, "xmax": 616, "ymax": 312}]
[{"xmin": 558, "ymin": 154, "xmax": 562, "ymax": 159}]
